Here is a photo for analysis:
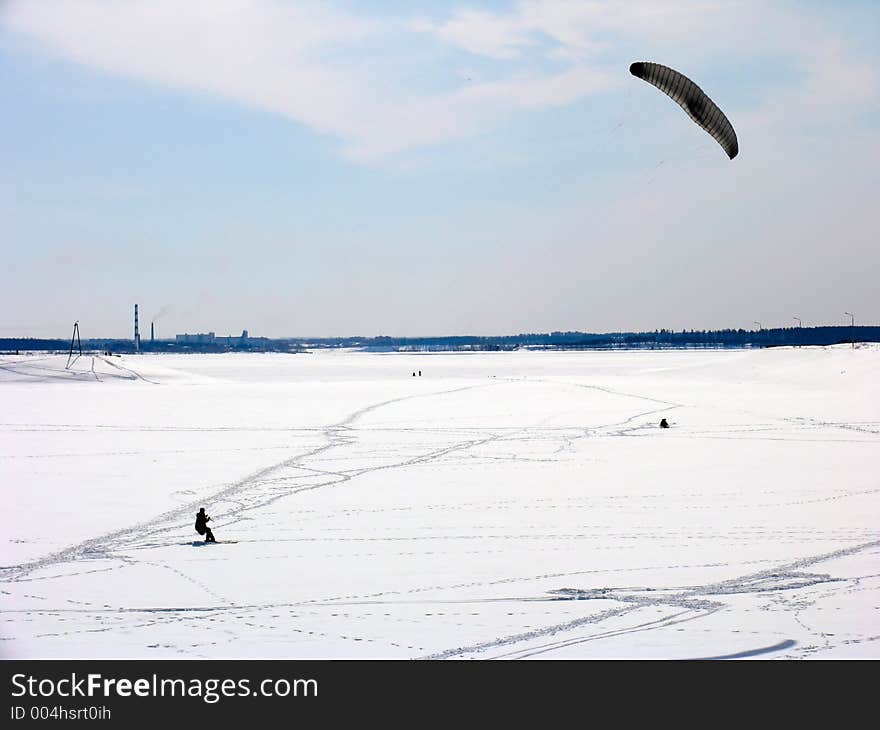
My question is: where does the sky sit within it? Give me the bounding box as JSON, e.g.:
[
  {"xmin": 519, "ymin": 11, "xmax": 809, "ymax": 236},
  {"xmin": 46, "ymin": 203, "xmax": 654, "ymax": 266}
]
[{"xmin": 2, "ymin": 0, "xmax": 878, "ymax": 338}]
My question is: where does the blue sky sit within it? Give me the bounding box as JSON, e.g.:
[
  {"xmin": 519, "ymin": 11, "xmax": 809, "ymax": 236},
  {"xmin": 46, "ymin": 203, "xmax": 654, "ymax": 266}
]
[{"xmin": 2, "ymin": 0, "xmax": 878, "ymax": 338}]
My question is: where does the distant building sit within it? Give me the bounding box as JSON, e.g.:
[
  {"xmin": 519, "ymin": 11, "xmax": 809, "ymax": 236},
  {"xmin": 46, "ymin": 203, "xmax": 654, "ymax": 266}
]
[
  {"xmin": 176, "ymin": 332, "xmax": 216, "ymax": 344},
  {"xmin": 215, "ymin": 330, "xmax": 249, "ymax": 347},
  {"xmin": 172, "ymin": 329, "xmax": 274, "ymax": 350}
]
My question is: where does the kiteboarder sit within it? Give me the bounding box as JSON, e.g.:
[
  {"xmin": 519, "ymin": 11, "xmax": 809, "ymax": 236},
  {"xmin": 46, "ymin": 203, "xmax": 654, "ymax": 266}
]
[{"xmin": 195, "ymin": 507, "xmax": 216, "ymax": 543}]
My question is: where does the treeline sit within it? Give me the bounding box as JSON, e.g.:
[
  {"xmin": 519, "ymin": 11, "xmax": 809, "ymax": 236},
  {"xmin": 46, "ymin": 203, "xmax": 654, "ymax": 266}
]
[
  {"xmin": 0, "ymin": 338, "xmax": 300, "ymax": 354},
  {"xmin": 2, "ymin": 326, "xmax": 877, "ymax": 353},
  {"xmin": 325, "ymin": 326, "xmax": 878, "ymax": 350}
]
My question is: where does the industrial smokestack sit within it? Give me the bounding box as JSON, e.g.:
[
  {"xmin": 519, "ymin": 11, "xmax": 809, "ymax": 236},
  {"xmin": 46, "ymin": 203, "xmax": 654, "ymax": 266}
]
[
  {"xmin": 134, "ymin": 304, "xmax": 140, "ymax": 353},
  {"xmin": 151, "ymin": 321, "xmax": 155, "ymax": 342}
]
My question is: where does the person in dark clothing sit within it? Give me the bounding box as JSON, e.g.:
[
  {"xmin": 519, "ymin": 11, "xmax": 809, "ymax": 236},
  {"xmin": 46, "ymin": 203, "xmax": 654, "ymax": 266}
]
[
  {"xmin": 195, "ymin": 507, "xmax": 216, "ymax": 542},
  {"xmin": 659, "ymin": 418, "xmax": 669, "ymax": 429}
]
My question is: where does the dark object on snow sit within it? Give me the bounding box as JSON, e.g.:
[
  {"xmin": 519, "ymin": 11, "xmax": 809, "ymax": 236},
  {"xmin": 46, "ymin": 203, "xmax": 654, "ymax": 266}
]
[
  {"xmin": 659, "ymin": 418, "xmax": 669, "ymax": 429},
  {"xmin": 195, "ymin": 507, "xmax": 216, "ymax": 542}
]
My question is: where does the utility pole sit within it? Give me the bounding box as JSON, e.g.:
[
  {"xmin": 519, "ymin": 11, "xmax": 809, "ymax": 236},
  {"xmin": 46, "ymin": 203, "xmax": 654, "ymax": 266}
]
[{"xmin": 66, "ymin": 321, "xmax": 82, "ymax": 370}]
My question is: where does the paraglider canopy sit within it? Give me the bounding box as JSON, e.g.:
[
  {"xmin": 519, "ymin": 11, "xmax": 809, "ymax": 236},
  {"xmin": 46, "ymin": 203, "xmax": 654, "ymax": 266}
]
[{"xmin": 630, "ymin": 61, "xmax": 738, "ymax": 160}]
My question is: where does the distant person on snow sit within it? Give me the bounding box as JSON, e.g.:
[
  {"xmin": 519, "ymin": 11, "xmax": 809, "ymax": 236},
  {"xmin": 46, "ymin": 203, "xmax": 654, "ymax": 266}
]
[
  {"xmin": 659, "ymin": 418, "xmax": 669, "ymax": 429},
  {"xmin": 195, "ymin": 507, "xmax": 216, "ymax": 543}
]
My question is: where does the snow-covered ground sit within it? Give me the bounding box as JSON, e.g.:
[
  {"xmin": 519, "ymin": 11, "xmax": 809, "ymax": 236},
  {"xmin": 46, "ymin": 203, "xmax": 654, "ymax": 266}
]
[{"xmin": 1, "ymin": 347, "xmax": 878, "ymax": 659}]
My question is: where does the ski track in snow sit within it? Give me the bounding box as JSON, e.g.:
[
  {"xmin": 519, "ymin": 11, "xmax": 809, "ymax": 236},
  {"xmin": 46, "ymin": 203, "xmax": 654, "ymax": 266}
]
[
  {"xmin": 2, "ymin": 350, "xmax": 878, "ymax": 659},
  {"xmin": 425, "ymin": 539, "xmax": 880, "ymax": 659},
  {"xmin": 2, "ymin": 380, "xmax": 499, "ymax": 579}
]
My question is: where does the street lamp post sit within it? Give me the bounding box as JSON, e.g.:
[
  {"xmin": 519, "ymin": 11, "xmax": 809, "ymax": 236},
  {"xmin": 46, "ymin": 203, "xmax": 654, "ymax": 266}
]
[{"xmin": 793, "ymin": 317, "xmax": 802, "ymax": 348}]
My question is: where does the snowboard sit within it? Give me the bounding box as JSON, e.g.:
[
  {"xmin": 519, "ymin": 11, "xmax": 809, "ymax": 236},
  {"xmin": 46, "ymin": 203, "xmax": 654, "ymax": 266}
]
[{"xmin": 191, "ymin": 540, "xmax": 238, "ymax": 546}]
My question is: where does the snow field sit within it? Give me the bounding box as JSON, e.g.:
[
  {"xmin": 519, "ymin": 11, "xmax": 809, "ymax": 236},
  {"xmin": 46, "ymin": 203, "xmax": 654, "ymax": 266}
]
[{"xmin": 1, "ymin": 346, "xmax": 878, "ymax": 658}]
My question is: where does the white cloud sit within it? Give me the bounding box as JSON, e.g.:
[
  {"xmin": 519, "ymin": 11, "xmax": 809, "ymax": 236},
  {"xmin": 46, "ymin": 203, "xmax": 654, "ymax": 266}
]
[
  {"xmin": 425, "ymin": 0, "xmax": 727, "ymax": 62},
  {"xmin": 5, "ymin": 1, "xmax": 378, "ymax": 138},
  {"xmin": 424, "ymin": 9, "xmax": 539, "ymax": 60},
  {"xmin": 4, "ymin": 0, "xmax": 878, "ymax": 164}
]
